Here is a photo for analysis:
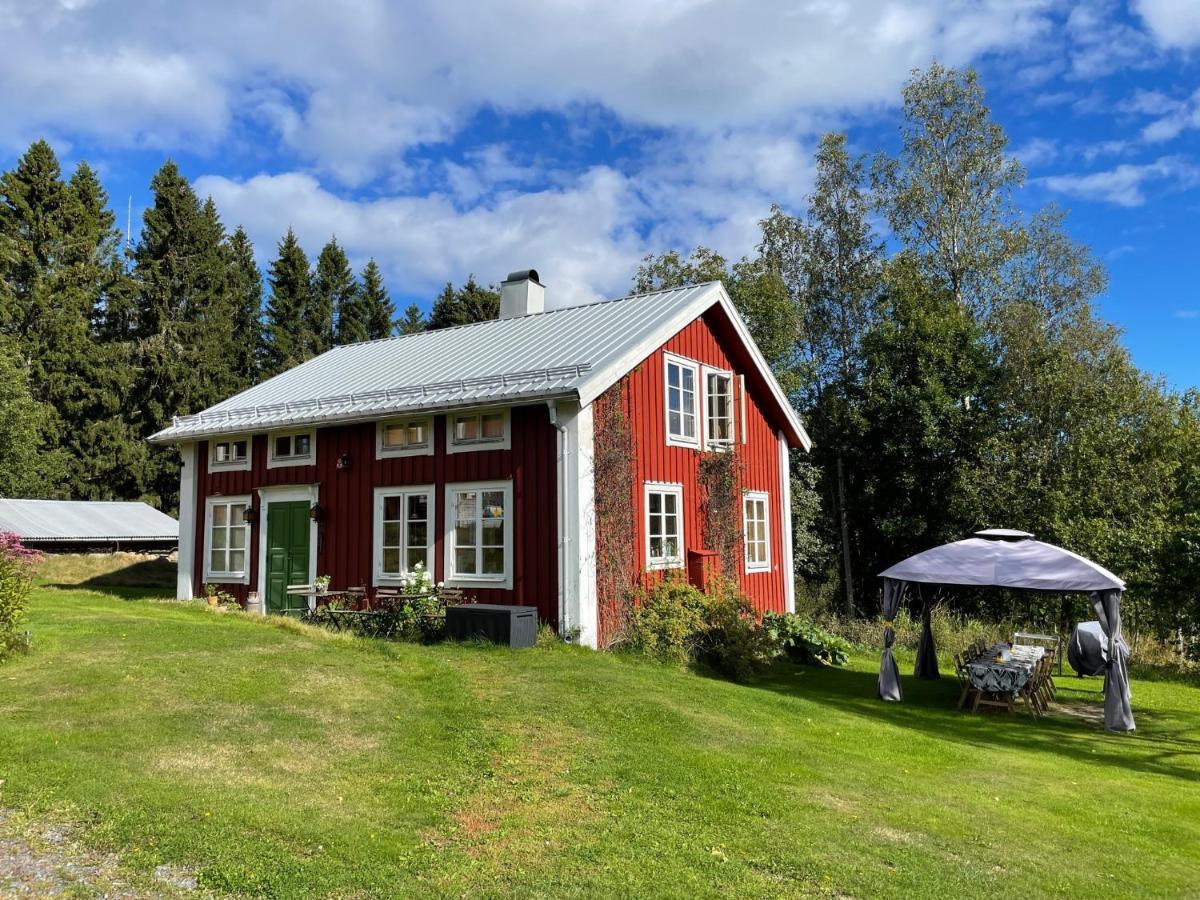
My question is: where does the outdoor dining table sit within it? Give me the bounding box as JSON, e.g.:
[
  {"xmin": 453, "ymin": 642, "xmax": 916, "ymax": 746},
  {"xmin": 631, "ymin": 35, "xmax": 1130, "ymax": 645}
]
[{"xmin": 965, "ymin": 643, "xmax": 1046, "ymax": 694}]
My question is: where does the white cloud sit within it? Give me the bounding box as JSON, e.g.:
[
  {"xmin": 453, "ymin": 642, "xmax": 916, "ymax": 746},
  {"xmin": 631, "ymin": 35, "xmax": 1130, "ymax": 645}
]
[
  {"xmin": 1065, "ymin": 0, "xmax": 1157, "ymax": 78},
  {"xmin": 1173, "ymin": 309, "xmax": 1199, "ymax": 319},
  {"xmin": 1013, "ymin": 137, "xmax": 1059, "ymax": 167},
  {"xmin": 1134, "ymin": 0, "xmax": 1200, "ymax": 49},
  {"xmin": 1040, "ymin": 156, "xmax": 1199, "ymax": 206}
]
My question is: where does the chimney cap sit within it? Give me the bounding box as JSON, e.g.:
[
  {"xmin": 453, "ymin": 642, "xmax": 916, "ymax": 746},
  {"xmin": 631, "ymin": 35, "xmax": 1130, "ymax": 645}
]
[{"xmin": 502, "ymin": 269, "xmax": 541, "ymax": 286}]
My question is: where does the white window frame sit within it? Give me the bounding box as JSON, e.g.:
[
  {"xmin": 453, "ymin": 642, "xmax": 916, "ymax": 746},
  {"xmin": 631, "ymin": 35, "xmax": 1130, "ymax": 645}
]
[
  {"xmin": 444, "ymin": 480, "xmax": 514, "ymax": 589},
  {"xmin": 743, "ymin": 490, "xmax": 771, "ymax": 573},
  {"xmin": 701, "ymin": 366, "xmax": 735, "ymax": 451},
  {"xmin": 203, "ymin": 494, "xmax": 251, "ymax": 584},
  {"xmin": 644, "ymin": 482, "xmax": 685, "ymax": 571},
  {"xmin": 446, "ymin": 408, "xmax": 511, "ymax": 454},
  {"xmin": 664, "ymin": 353, "xmax": 700, "ymax": 448},
  {"xmin": 376, "ymin": 417, "xmax": 434, "ymax": 459},
  {"xmin": 208, "ymin": 435, "xmax": 252, "ymax": 472},
  {"xmin": 266, "ymin": 428, "xmax": 317, "ymax": 469},
  {"xmin": 372, "ymin": 485, "xmax": 435, "ymax": 584}
]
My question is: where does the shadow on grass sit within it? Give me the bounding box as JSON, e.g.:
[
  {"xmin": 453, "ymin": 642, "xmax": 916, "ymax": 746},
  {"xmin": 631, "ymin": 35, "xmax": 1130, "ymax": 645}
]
[
  {"xmin": 41, "ymin": 583, "xmax": 176, "ymax": 602},
  {"xmin": 754, "ymin": 662, "xmax": 1200, "ymax": 783}
]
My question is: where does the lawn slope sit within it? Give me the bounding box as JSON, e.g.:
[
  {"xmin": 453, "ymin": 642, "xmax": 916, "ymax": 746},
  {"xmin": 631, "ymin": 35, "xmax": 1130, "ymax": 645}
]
[{"xmin": 1, "ymin": 588, "xmax": 1198, "ymax": 898}]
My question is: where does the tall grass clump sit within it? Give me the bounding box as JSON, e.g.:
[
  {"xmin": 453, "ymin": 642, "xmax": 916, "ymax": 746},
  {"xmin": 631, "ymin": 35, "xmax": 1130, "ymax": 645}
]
[{"xmin": 1, "ymin": 530, "xmax": 42, "ymax": 661}]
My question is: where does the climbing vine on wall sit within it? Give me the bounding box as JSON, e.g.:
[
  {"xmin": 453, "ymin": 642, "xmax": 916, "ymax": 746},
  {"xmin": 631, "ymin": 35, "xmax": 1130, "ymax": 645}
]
[
  {"xmin": 593, "ymin": 383, "xmax": 637, "ymax": 646},
  {"xmin": 699, "ymin": 448, "xmax": 745, "ymax": 577}
]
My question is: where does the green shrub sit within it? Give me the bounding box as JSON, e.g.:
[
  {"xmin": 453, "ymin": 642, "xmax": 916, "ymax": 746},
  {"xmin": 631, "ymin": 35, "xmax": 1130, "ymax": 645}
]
[
  {"xmin": 762, "ymin": 612, "xmax": 850, "ymax": 666},
  {"xmin": 1, "ymin": 531, "xmax": 42, "ymax": 661},
  {"xmin": 697, "ymin": 586, "xmax": 780, "ymax": 682},
  {"xmin": 626, "ymin": 574, "xmax": 707, "ymax": 664}
]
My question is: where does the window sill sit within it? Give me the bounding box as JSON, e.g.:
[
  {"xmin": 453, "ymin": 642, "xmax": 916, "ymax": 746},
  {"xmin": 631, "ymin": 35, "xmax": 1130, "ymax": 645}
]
[{"xmin": 646, "ymin": 560, "xmax": 684, "ymax": 572}]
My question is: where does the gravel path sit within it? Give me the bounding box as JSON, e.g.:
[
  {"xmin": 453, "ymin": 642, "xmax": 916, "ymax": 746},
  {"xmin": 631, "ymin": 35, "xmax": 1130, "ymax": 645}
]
[{"xmin": 0, "ymin": 809, "xmax": 204, "ymax": 898}]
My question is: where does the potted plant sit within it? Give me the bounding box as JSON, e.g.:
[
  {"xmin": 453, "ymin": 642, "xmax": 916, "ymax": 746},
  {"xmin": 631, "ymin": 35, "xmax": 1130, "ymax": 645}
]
[
  {"xmin": 203, "ymin": 583, "xmax": 220, "ymax": 607},
  {"xmin": 314, "ymin": 575, "xmax": 332, "ymax": 595}
]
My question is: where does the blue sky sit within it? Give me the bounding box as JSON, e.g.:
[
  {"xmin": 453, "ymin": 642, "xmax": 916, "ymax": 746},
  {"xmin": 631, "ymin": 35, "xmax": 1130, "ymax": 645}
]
[{"xmin": 2, "ymin": 0, "xmax": 1197, "ymax": 387}]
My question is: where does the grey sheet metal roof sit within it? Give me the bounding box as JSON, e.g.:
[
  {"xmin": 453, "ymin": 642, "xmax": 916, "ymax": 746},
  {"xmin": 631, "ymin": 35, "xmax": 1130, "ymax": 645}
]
[
  {"xmin": 0, "ymin": 499, "xmax": 178, "ymax": 543},
  {"xmin": 150, "ymin": 281, "xmax": 811, "ymax": 449}
]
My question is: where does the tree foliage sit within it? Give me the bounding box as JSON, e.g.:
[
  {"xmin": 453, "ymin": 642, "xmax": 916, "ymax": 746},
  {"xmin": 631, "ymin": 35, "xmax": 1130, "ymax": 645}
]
[{"xmin": 427, "ymin": 275, "xmax": 498, "ymax": 330}]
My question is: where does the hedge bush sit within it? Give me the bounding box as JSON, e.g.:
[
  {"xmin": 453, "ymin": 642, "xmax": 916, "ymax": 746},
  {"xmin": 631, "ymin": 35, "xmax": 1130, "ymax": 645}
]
[{"xmin": 0, "ymin": 531, "xmax": 42, "ymax": 661}]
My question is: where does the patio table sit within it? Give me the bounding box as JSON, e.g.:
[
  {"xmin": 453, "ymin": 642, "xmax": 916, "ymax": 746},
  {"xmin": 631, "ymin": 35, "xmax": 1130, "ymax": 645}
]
[{"xmin": 965, "ymin": 643, "xmax": 1045, "ymax": 694}]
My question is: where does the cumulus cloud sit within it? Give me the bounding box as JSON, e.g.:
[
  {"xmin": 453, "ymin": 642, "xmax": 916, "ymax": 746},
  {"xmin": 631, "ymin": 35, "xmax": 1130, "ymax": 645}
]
[
  {"xmin": 1133, "ymin": 0, "xmax": 1200, "ymax": 49},
  {"xmin": 1040, "ymin": 156, "xmax": 1199, "ymax": 206}
]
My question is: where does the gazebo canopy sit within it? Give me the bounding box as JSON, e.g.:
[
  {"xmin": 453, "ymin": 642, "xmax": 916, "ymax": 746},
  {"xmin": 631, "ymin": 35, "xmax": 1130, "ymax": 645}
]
[
  {"xmin": 878, "ymin": 529, "xmax": 1126, "ymax": 593},
  {"xmin": 875, "ymin": 529, "xmax": 1134, "ymax": 732}
]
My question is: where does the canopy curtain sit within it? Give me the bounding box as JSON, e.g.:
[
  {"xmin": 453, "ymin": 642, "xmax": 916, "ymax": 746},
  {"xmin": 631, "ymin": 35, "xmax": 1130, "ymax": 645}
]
[
  {"xmin": 913, "ymin": 594, "xmax": 940, "ymax": 680},
  {"xmin": 878, "ymin": 578, "xmax": 904, "ymax": 701},
  {"xmin": 1091, "ymin": 589, "xmax": 1135, "ymax": 732}
]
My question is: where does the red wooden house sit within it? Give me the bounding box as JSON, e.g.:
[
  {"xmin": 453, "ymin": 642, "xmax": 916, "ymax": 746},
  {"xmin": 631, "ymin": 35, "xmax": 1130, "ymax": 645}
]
[{"xmin": 151, "ymin": 271, "xmax": 810, "ymax": 648}]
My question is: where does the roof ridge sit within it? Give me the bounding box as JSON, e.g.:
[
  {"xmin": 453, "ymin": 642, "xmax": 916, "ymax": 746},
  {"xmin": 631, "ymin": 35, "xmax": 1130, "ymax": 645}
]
[{"xmin": 331, "ymin": 280, "xmax": 722, "ymax": 351}]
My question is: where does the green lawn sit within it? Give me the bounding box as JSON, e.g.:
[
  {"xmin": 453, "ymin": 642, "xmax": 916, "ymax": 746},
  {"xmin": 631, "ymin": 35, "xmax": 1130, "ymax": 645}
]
[{"xmin": 2, "ymin": 587, "xmax": 1199, "ymax": 898}]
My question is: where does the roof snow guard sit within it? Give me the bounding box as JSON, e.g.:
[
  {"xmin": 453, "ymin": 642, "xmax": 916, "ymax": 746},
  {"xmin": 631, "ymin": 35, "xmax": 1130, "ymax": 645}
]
[{"xmin": 149, "ymin": 282, "xmax": 811, "ymax": 449}]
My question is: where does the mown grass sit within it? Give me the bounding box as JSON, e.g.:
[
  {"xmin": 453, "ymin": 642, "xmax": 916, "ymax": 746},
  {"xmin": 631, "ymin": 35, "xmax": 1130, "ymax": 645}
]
[{"xmin": 1, "ymin": 586, "xmax": 1198, "ymax": 898}]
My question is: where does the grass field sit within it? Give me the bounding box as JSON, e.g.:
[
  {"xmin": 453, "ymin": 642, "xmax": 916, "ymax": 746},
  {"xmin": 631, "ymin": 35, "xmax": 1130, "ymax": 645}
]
[{"xmin": 1, "ymin": 585, "xmax": 1198, "ymax": 898}]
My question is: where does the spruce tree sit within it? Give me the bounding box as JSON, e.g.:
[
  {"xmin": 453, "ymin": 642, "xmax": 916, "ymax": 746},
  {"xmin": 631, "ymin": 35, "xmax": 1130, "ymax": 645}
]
[
  {"xmin": 360, "ymin": 258, "xmax": 395, "ymax": 339},
  {"xmin": 427, "ymin": 275, "xmax": 499, "ymax": 330},
  {"xmin": 262, "ymin": 228, "xmax": 311, "ymax": 375},
  {"xmin": 312, "ymin": 237, "xmax": 355, "ymax": 351},
  {"xmin": 226, "ymin": 226, "xmax": 262, "ymax": 387},
  {"xmin": 397, "ymin": 303, "xmax": 426, "ymax": 335}
]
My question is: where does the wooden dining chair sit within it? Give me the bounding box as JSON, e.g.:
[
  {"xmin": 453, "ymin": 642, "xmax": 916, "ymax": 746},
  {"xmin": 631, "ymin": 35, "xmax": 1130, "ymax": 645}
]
[{"xmin": 953, "ymin": 653, "xmax": 979, "ymax": 710}]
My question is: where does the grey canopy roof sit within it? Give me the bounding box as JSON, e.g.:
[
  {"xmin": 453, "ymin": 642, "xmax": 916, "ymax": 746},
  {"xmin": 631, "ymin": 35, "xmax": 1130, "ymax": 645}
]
[
  {"xmin": 878, "ymin": 531, "xmax": 1125, "ymax": 593},
  {"xmin": 148, "ymin": 281, "xmax": 811, "ymax": 449},
  {"xmin": 0, "ymin": 499, "xmax": 178, "ymax": 543}
]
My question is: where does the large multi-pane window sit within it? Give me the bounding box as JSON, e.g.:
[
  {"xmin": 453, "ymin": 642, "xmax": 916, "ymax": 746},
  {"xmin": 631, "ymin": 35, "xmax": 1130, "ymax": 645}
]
[
  {"xmin": 377, "ymin": 417, "xmax": 433, "ymax": 458},
  {"xmin": 664, "ymin": 355, "xmax": 699, "ymax": 447},
  {"xmin": 205, "ymin": 496, "xmax": 250, "ymax": 581},
  {"xmin": 446, "ymin": 481, "xmax": 513, "ymax": 586},
  {"xmin": 374, "ymin": 487, "xmax": 433, "ymax": 581},
  {"xmin": 743, "ymin": 491, "xmax": 770, "ymax": 572},
  {"xmin": 704, "ymin": 369, "xmax": 734, "ymax": 448},
  {"xmin": 644, "ymin": 483, "xmax": 684, "ymax": 570}
]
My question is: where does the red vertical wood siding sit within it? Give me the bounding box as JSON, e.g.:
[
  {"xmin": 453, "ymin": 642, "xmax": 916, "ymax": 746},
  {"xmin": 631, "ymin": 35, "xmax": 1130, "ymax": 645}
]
[
  {"xmin": 595, "ymin": 308, "xmax": 789, "ymax": 643},
  {"xmin": 193, "ymin": 405, "xmax": 559, "ymax": 626}
]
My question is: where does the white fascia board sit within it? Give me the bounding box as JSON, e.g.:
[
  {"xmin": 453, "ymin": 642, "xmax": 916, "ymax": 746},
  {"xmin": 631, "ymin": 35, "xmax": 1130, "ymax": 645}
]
[
  {"xmin": 177, "ymin": 442, "xmax": 197, "ymax": 600},
  {"xmin": 778, "ymin": 431, "xmax": 796, "ymax": 614},
  {"xmin": 575, "ymin": 282, "xmax": 812, "ymax": 451},
  {"xmin": 554, "ymin": 399, "xmax": 598, "ymax": 648}
]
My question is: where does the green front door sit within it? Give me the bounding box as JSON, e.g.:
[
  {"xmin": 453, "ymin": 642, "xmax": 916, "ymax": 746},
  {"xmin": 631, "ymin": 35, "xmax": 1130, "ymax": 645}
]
[{"xmin": 265, "ymin": 501, "xmax": 311, "ymax": 616}]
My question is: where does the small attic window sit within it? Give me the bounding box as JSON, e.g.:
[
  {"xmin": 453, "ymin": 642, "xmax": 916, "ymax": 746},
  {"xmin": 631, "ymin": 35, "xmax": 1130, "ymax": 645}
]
[{"xmin": 267, "ymin": 429, "xmax": 316, "ymax": 468}]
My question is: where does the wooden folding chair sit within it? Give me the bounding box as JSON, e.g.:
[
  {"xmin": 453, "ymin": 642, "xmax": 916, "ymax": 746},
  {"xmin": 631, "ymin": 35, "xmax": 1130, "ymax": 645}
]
[{"xmin": 954, "ymin": 653, "xmax": 979, "ymax": 710}]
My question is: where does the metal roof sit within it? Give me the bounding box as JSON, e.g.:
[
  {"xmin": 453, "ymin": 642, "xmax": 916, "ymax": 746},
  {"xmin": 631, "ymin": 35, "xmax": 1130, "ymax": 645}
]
[
  {"xmin": 150, "ymin": 282, "xmax": 811, "ymax": 449},
  {"xmin": 0, "ymin": 499, "xmax": 179, "ymax": 543}
]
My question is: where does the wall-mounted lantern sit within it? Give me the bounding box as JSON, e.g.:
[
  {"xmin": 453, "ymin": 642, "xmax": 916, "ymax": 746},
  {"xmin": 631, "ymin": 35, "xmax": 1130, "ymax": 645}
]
[
  {"xmin": 242, "ymin": 506, "xmax": 257, "ymax": 525},
  {"xmin": 337, "ymin": 452, "xmax": 352, "ymax": 470},
  {"xmin": 309, "ymin": 503, "xmax": 324, "ymax": 522}
]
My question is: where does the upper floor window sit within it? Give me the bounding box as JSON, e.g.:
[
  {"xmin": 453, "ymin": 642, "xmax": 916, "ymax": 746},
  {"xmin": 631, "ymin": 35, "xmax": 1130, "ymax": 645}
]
[
  {"xmin": 210, "ymin": 436, "xmax": 251, "ymax": 472},
  {"xmin": 704, "ymin": 368, "xmax": 734, "ymax": 449},
  {"xmin": 377, "ymin": 417, "xmax": 433, "ymax": 459},
  {"xmin": 743, "ymin": 491, "xmax": 770, "ymax": 572},
  {"xmin": 445, "ymin": 481, "xmax": 513, "ymax": 588},
  {"xmin": 447, "ymin": 409, "xmax": 510, "ymax": 453},
  {"xmin": 204, "ymin": 496, "xmax": 250, "ymax": 582},
  {"xmin": 267, "ymin": 429, "xmax": 316, "ymax": 469},
  {"xmin": 645, "ymin": 482, "xmax": 684, "ymax": 570},
  {"xmin": 664, "ymin": 354, "xmax": 699, "ymax": 447}
]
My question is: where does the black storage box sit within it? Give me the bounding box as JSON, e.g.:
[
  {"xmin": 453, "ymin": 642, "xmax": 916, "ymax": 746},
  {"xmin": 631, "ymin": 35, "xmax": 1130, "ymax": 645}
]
[{"xmin": 446, "ymin": 604, "xmax": 537, "ymax": 648}]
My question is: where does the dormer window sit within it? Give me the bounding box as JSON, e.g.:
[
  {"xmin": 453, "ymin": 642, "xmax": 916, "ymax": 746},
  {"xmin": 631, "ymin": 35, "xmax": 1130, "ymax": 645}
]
[
  {"xmin": 447, "ymin": 409, "xmax": 510, "ymax": 453},
  {"xmin": 267, "ymin": 429, "xmax": 316, "ymax": 468},
  {"xmin": 377, "ymin": 417, "xmax": 433, "ymax": 459},
  {"xmin": 209, "ymin": 436, "xmax": 251, "ymax": 472}
]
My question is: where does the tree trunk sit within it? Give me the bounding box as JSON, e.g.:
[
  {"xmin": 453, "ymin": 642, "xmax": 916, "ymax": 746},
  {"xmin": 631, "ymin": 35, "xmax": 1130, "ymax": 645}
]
[{"xmin": 836, "ymin": 453, "xmax": 855, "ymax": 616}]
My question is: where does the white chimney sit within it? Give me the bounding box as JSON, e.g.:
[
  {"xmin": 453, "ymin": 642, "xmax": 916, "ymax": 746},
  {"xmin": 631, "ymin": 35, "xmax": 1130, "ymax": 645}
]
[{"xmin": 499, "ymin": 269, "xmax": 545, "ymax": 318}]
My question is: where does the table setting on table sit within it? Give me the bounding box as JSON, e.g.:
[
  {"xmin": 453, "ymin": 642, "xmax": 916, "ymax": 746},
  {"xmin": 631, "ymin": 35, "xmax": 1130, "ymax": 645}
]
[{"xmin": 964, "ymin": 642, "xmax": 1046, "ymax": 694}]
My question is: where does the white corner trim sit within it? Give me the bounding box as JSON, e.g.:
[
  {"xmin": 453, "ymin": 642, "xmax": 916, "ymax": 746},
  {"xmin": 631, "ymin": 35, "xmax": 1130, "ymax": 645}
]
[
  {"xmin": 375, "ymin": 416, "xmax": 435, "ymax": 459},
  {"xmin": 445, "ymin": 407, "xmax": 512, "ymax": 455},
  {"xmin": 663, "ymin": 352, "xmax": 701, "ymax": 449},
  {"xmin": 555, "ymin": 400, "xmax": 598, "ymax": 648},
  {"xmin": 743, "ymin": 490, "xmax": 771, "ymax": 574},
  {"xmin": 643, "ymin": 481, "xmax": 685, "ymax": 571},
  {"xmin": 371, "ymin": 484, "xmax": 435, "ymax": 584},
  {"xmin": 207, "ymin": 434, "xmax": 252, "ymax": 472},
  {"xmin": 255, "ymin": 484, "xmax": 320, "ymax": 606},
  {"xmin": 266, "ymin": 428, "xmax": 318, "ymax": 469},
  {"xmin": 202, "ymin": 494, "xmax": 253, "ymax": 585},
  {"xmin": 443, "ymin": 479, "xmax": 515, "ymax": 590},
  {"xmin": 177, "ymin": 442, "xmax": 197, "ymax": 600},
  {"xmin": 779, "ymin": 431, "xmax": 795, "ymax": 613}
]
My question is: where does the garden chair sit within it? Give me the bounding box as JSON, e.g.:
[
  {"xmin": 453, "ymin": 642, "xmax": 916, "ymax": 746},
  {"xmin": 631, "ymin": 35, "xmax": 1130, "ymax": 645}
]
[{"xmin": 953, "ymin": 653, "xmax": 979, "ymax": 710}]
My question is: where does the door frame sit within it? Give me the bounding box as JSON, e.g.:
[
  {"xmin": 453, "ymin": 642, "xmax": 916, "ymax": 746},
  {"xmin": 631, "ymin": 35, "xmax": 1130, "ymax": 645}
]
[{"xmin": 256, "ymin": 483, "xmax": 320, "ymax": 614}]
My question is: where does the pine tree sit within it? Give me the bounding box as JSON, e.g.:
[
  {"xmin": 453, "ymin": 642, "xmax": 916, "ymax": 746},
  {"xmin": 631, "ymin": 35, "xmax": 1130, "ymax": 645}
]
[
  {"xmin": 312, "ymin": 237, "xmax": 356, "ymax": 350},
  {"xmin": 426, "ymin": 275, "xmax": 498, "ymax": 330},
  {"xmin": 360, "ymin": 258, "xmax": 395, "ymax": 339},
  {"xmin": 226, "ymin": 226, "xmax": 262, "ymax": 387},
  {"xmin": 397, "ymin": 303, "xmax": 426, "ymax": 335},
  {"xmin": 262, "ymin": 228, "xmax": 311, "ymax": 375}
]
